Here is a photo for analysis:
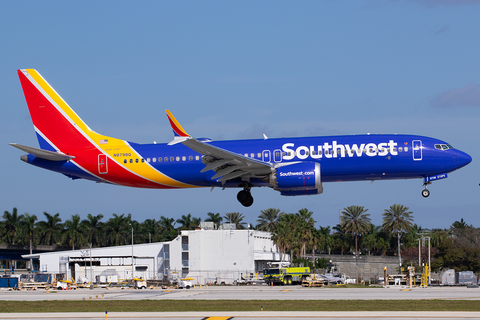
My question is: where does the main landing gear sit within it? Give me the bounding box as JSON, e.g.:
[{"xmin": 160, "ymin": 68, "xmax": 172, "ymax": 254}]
[
  {"xmin": 237, "ymin": 186, "xmax": 254, "ymax": 207},
  {"xmin": 422, "ymin": 181, "xmax": 431, "ymax": 198}
]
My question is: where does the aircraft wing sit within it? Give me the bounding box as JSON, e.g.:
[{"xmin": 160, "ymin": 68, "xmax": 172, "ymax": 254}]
[
  {"xmin": 10, "ymin": 143, "xmax": 75, "ymax": 161},
  {"xmin": 166, "ymin": 111, "xmax": 273, "ymax": 184}
]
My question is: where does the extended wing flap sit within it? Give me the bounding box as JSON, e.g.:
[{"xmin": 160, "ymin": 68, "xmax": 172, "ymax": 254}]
[{"xmin": 10, "ymin": 143, "xmax": 74, "ymax": 161}]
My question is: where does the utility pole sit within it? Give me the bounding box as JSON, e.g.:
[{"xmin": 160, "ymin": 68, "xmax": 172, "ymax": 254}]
[
  {"xmin": 129, "ymin": 223, "xmax": 134, "ymax": 283},
  {"xmin": 90, "ymin": 243, "xmax": 93, "ymax": 284},
  {"xmin": 417, "ymin": 233, "xmax": 431, "ymax": 286}
]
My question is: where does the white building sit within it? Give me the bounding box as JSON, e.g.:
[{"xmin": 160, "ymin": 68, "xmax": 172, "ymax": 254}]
[{"xmin": 23, "ymin": 228, "xmax": 283, "ymax": 285}]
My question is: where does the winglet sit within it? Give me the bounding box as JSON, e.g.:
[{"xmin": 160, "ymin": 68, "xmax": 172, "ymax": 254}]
[{"xmin": 166, "ymin": 110, "xmax": 189, "ymax": 137}]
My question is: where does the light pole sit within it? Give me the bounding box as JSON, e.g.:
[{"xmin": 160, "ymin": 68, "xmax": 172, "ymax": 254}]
[{"xmin": 129, "ymin": 223, "xmax": 134, "ymax": 283}]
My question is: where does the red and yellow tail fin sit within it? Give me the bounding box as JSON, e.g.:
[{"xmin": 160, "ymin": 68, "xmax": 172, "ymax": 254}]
[
  {"xmin": 166, "ymin": 110, "xmax": 190, "ymax": 137},
  {"xmin": 17, "ymin": 69, "xmax": 104, "ymax": 152}
]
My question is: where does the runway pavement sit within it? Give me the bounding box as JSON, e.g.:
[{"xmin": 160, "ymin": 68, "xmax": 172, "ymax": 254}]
[
  {"xmin": 0, "ymin": 311, "xmax": 480, "ymax": 319},
  {"xmin": 1, "ymin": 286, "xmax": 479, "ymax": 319},
  {"xmin": 0, "ymin": 285, "xmax": 479, "ymax": 301}
]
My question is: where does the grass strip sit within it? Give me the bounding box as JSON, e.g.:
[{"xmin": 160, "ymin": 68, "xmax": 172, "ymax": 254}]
[{"xmin": 0, "ymin": 300, "xmax": 480, "ymax": 313}]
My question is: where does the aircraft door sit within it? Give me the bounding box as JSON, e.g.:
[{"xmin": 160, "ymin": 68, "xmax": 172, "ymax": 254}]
[
  {"xmin": 412, "ymin": 140, "xmax": 422, "ymax": 161},
  {"xmin": 273, "ymin": 149, "xmax": 282, "ymax": 163},
  {"xmin": 98, "ymin": 154, "xmax": 108, "ymax": 174},
  {"xmin": 262, "ymin": 150, "xmax": 271, "ymax": 162}
]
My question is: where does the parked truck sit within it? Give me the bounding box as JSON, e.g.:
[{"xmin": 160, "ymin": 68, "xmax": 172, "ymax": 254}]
[{"xmin": 263, "ymin": 262, "xmax": 310, "ymax": 285}]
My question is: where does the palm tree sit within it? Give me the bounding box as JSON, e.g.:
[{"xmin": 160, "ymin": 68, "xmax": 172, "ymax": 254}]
[
  {"xmin": 63, "ymin": 214, "xmax": 84, "ymax": 250},
  {"xmin": 142, "ymin": 219, "xmax": 161, "ymax": 243},
  {"xmin": 362, "ymin": 224, "xmax": 381, "ymax": 256},
  {"xmin": 81, "ymin": 214, "xmax": 104, "ymax": 247},
  {"xmin": 37, "ymin": 212, "xmax": 62, "ymax": 245},
  {"xmin": 205, "ymin": 212, "xmax": 223, "ymax": 229},
  {"xmin": 105, "ymin": 214, "xmax": 129, "ymax": 246},
  {"xmin": 296, "ymin": 208, "xmax": 316, "ymax": 258},
  {"xmin": 319, "ymin": 226, "xmax": 333, "ymax": 254},
  {"xmin": 275, "ymin": 213, "xmax": 302, "ymax": 262},
  {"xmin": 271, "ymin": 221, "xmax": 290, "ymax": 262},
  {"xmin": 3, "ymin": 208, "xmax": 24, "ymax": 245},
  {"xmin": 176, "ymin": 213, "xmax": 199, "ymax": 230},
  {"xmin": 257, "ymin": 208, "xmax": 284, "ymax": 232},
  {"xmin": 22, "ymin": 213, "xmax": 37, "ymax": 270},
  {"xmin": 382, "ymin": 204, "xmax": 414, "ymax": 267},
  {"xmin": 224, "ymin": 212, "xmax": 247, "ymax": 230},
  {"xmin": 340, "ymin": 205, "xmax": 371, "ymax": 257},
  {"xmin": 159, "ymin": 216, "xmax": 176, "ymax": 241},
  {"xmin": 451, "ymin": 218, "xmax": 469, "ymax": 230}
]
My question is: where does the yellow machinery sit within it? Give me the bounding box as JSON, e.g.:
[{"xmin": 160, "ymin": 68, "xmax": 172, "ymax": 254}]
[{"xmin": 421, "ymin": 264, "xmax": 429, "ymax": 287}]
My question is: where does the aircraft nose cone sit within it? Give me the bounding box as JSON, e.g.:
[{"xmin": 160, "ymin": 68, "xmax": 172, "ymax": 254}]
[{"xmin": 455, "ymin": 150, "xmax": 472, "ymax": 168}]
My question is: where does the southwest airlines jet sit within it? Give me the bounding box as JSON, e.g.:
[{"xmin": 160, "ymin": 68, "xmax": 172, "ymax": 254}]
[{"xmin": 12, "ymin": 69, "xmax": 472, "ymax": 207}]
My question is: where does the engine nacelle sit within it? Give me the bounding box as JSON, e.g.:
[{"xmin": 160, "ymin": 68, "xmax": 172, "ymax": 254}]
[{"xmin": 270, "ymin": 162, "xmax": 323, "ymax": 196}]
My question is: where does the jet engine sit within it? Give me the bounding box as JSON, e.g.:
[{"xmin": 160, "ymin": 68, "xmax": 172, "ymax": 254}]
[{"xmin": 270, "ymin": 162, "xmax": 323, "ymax": 196}]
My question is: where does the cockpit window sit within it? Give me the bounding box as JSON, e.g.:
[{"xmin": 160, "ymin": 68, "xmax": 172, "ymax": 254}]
[{"xmin": 435, "ymin": 144, "xmax": 454, "ymax": 150}]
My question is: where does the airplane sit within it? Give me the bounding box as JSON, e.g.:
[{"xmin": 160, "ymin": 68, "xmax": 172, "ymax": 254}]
[{"xmin": 11, "ymin": 69, "xmax": 472, "ymax": 207}]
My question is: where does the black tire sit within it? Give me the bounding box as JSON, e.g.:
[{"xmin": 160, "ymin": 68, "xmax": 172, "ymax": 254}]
[
  {"xmin": 237, "ymin": 190, "xmax": 249, "ymax": 202},
  {"xmin": 422, "ymin": 189, "xmax": 430, "ymax": 198},
  {"xmin": 237, "ymin": 190, "xmax": 254, "ymax": 207}
]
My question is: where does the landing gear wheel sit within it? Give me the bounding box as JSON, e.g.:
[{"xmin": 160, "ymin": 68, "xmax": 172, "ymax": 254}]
[
  {"xmin": 237, "ymin": 190, "xmax": 254, "ymax": 207},
  {"xmin": 422, "ymin": 189, "xmax": 430, "ymax": 198}
]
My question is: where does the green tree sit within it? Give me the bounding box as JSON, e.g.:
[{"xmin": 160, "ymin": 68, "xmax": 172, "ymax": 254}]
[
  {"xmin": 451, "ymin": 218, "xmax": 470, "ymax": 230},
  {"xmin": 432, "ymin": 226, "xmax": 480, "ymax": 272},
  {"xmin": 319, "ymin": 226, "xmax": 333, "ymax": 254},
  {"xmin": 296, "ymin": 208, "xmax": 316, "ymax": 258},
  {"xmin": 382, "ymin": 204, "xmax": 414, "ymax": 267},
  {"xmin": 37, "ymin": 212, "xmax": 62, "ymax": 245},
  {"xmin": 159, "ymin": 216, "xmax": 177, "ymax": 241},
  {"xmin": 257, "ymin": 208, "xmax": 284, "ymax": 232},
  {"xmin": 3, "ymin": 208, "xmax": 24, "ymax": 245},
  {"xmin": 81, "ymin": 214, "xmax": 104, "ymax": 247},
  {"xmin": 363, "ymin": 224, "xmax": 381, "ymax": 256},
  {"xmin": 340, "ymin": 205, "xmax": 371, "ymax": 257},
  {"xmin": 224, "ymin": 212, "xmax": 247, "ymax": 230},
  {"xmin": 205, "ymin": 212, "xmax": 223, "ymax": 229},
  {"xmin": 271, "ymin": 221, "xmax": 290, "ymax": 262},
  {"xmin": 62, "ymin": 214, "xmax": 84, "ymax": 250},
  {"xmin": 176, "ymin": 213, "xmax": 200, "ymax": 230},
  {"xmin": 105, "ymin": 214, "xmax": 129, "ymax": 246},
  {"xmin": 141, "ymin": 219, "xmax": 161, "ymax": 243}
]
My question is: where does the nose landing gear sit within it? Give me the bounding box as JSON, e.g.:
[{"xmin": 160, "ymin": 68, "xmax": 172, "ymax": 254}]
[
  {"xmin": 237, "ymin": 186, "xmax": 254, "ymax": 207},
  {"xmin": 422, "ymin": 181, "xmax": 431, "ymax": 198}
]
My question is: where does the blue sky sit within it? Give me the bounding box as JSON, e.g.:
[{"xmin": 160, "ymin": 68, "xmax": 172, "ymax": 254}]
[{"xmin": 1, "ymin": 0, "xmax": 479, "ymax": 230}]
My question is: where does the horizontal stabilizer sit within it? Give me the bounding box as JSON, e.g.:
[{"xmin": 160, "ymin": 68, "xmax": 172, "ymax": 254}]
[{"xmin": 10, "ymin": 143, "xmax": 75, "ymax": 161}]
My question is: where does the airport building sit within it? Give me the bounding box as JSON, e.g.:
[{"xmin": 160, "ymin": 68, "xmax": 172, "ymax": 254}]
[{"xmin": 22, "ymin": 225, "xmax": 282, "ymax": 285}]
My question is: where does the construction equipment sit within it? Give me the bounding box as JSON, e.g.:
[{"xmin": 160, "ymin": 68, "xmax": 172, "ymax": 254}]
[
  {"xmin": 421, "ymin": 264, "xmax": 429, "ymax": 288},
  {"xmin": 301, "ymin": 274, "xmax": 325, "ymax": 287}
]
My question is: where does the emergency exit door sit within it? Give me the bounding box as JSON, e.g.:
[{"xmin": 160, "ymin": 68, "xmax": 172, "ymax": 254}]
[{"xmin": 98, "ymin": 154, "xmax": 108, "ymax": 174}]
